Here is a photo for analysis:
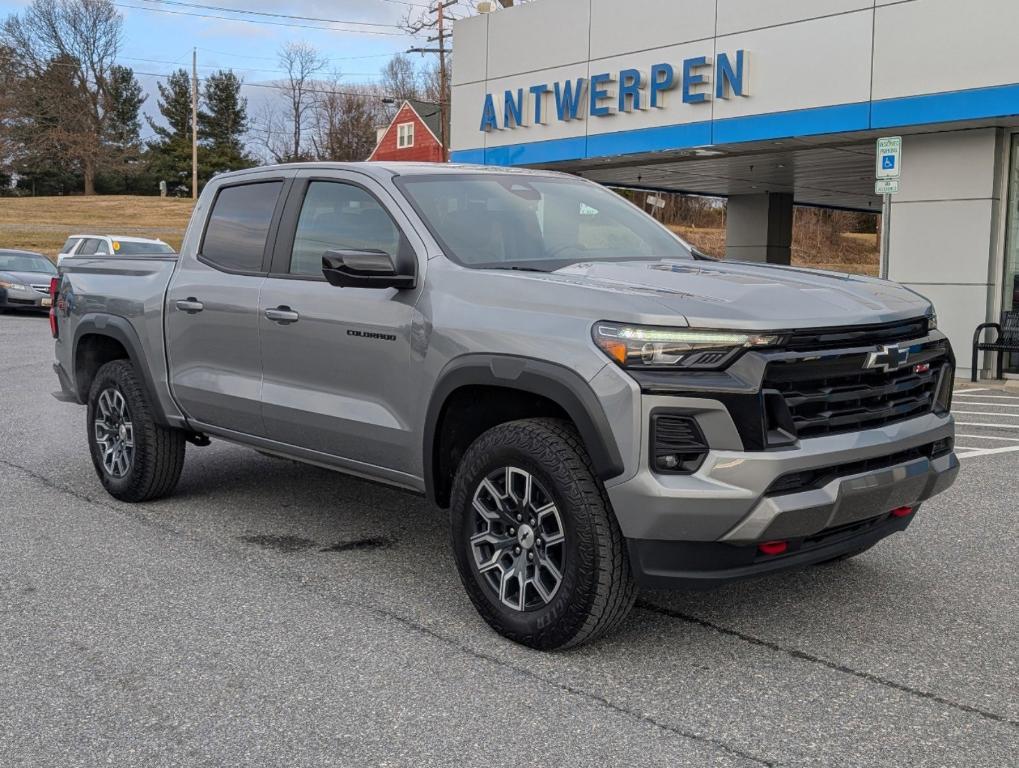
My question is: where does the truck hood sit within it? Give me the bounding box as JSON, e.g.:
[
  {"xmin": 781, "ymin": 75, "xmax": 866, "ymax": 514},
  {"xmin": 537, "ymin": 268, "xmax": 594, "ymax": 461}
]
[{"xmin": 539, "ymin": 259, "xmax": 930, "ymax": 329}]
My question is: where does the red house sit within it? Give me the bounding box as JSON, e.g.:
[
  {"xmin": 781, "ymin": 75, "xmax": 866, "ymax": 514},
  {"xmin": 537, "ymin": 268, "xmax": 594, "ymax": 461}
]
[{"xmin": 369, "ymin": 99, "xmax": 447, "ymax": 163}]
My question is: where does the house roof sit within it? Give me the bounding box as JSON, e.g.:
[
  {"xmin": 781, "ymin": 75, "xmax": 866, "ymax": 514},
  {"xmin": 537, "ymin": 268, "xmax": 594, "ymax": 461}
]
[{"xmin": 403, "ymin": 99, "xmax": 444, "ymax": 145}]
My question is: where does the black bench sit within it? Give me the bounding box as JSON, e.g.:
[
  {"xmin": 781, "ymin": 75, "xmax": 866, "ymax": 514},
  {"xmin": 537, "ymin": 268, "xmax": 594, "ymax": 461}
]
[{"xmin": 972, "ymin": 310, "xmax": 1019, "ymax": 382}]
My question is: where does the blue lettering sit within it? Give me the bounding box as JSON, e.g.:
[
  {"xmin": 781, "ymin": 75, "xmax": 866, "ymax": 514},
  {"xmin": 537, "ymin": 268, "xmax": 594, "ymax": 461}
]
[
  {"xmin": 529, "ymin": 83, "xmax": 550, "ymax": 124},
  {"xmin": 682, "ymin": 56, "xmax": 710, "ymax": 104},
  {"xmin": 480, "ymin": 93, "xmax": 498, "ymax": 132},
  {"xmin": 618, "ymin": 68, "xmax": 642, "ymax": 112},
  {"xmin": 554, "ymin": 78, "xmax": 587, "ymax": 121},
  {"xmin": 589, "ymin": 72, "xmax": 613, "ymax": 117},
  {"xmin": 716, "ymin": 49, "xmax": 747, "ymax": 99},
  {"xmin": 649, "ymin": 63, "xmax": 675, "ymax": 108},
  {"xmin": 503, "ymin": 88, "xmax": 524, "ymax": 128}
]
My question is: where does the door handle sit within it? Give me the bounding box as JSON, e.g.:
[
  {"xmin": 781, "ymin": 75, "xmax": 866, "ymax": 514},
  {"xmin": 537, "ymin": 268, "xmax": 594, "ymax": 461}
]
[
  {"xmin": 175, "ymin": 298, "xmax": 204, "ymax": 314},
  {"xmin": 265, "ymin": 306, "xmax": 300, "ymax": 325}
]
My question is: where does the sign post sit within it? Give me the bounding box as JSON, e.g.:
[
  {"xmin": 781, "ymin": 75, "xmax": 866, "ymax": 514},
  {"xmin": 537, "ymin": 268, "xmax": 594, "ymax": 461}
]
[{"xmin": 876, "ymin": 137, "xmax": 901, "ymax": 279}]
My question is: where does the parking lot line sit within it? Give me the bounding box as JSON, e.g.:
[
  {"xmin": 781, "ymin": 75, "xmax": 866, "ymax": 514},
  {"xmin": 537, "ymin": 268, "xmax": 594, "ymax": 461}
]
[
  {"xmin": 955, "ymin": 445, "xmax": 1019, "ymax": 459},
  {"xmin": 954, "ymin": 387, "xmax": 989, "ymax": 393},
  {"xmin": 952, "ymin": 410, "xmax": 1019, "ymax": 417},
  {"xmin": 956, "ymin": 421, "xmax": 1019, "ymax": 429},
  {"xmin": 954, "ymin": 392, "xmax": 1019, "ymax": 400},
  {"xmin": 950, "ymin": 400, "xmax": 1019, "ymax": 408},
  {"xmin": 955, "ymin": 433, "xmax": 1019, "ymax": 442}
]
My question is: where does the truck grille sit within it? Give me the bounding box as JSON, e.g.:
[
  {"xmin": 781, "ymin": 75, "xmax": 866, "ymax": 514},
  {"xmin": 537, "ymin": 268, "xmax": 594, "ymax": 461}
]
[
  {"xmin": 763, "ymin": 347, "xmax": 948, "ymax": 439},
  {"xmin": 31, "ymin": 283, "xmax": 51, "ymax": 295}
]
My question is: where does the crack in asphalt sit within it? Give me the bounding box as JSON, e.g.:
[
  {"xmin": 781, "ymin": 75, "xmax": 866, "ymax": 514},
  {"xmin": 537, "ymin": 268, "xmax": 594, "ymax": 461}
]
[
  {"xmin": 635, "ymin": 600, "xmax": 1019, "ymax": 728},
  {"xmin": 4, "ymin": 455, "xmax": 1017, "ymax": 767}
]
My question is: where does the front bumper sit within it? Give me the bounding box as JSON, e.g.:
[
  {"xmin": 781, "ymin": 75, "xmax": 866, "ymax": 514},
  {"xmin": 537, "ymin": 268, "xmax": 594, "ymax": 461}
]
[
  {"xmin": 0, "ymin": 287, "xmax": 51, "ymax": 310},
  {"xmin": 607, "ymin": 407, "xmax": 958, "ymax": 588},
  {"xmin": 629, "ymin": 509, "xmax": 920, "ymax": 590}
]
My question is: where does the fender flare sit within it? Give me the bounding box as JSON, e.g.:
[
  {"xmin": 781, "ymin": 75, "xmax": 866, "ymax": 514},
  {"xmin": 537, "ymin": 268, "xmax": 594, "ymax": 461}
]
[
  {"xmin": 423, "ymin": 354, "xmax": 624, "ymax": 506},
  {"xmin": 72, "ymin": 313, "xmax": 170, "ymax": 426}
]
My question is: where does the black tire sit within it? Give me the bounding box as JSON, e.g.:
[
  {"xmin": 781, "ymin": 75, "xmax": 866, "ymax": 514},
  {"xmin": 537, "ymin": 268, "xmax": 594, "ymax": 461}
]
[
  {"xmin": 86, "ymin": 359, "xmax": 186, "ymax": 502},
  {"xmin": 450, "ymin": 418, "xmax": 637, "ymax": 650}
]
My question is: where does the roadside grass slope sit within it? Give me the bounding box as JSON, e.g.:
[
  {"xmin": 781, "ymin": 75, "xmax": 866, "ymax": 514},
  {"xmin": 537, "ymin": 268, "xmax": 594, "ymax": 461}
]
[{"xmin": 0, "ymin": 196, "xmax": 195, "ymax": 258}]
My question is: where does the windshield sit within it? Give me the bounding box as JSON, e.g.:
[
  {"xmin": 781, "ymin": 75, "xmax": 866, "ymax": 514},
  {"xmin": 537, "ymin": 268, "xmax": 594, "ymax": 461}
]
[
  {"xmin": 113, "ymin": 241, "xmax": 175, "ymax": 255},
  {"xmin": 0, "ymin": 253, "xmax": 57, "ymax": 274},
  {"xmin": 396, "ymin": 174, "xmax": 692, "ymax": 270}
]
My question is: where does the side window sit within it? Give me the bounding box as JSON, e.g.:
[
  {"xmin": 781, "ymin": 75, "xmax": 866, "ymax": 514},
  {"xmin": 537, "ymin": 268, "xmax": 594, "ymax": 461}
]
[
  {"xmin": 289, "ymin": 181, "xmax": 401, "ymax": 277},
  {"xmin": 60, "ymin": 237, "xmax": 80, "ymax": 254},
  {"xmin": 77, "ymin": 239, "xmax": 100, "ymax": 256},
  {"xmin": 201, "ymin": 181, "xmax": 283, "ymax": 273},
  {"xmin": 95, "ymin": 240, "xmax": 111, "ymax": 255}
]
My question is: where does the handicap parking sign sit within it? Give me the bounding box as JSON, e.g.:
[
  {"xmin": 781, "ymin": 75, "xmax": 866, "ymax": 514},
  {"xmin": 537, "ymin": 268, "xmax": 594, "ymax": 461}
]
[{"xmin": 876, "ymin": 136, "xmax": 902, "ymax": 179}]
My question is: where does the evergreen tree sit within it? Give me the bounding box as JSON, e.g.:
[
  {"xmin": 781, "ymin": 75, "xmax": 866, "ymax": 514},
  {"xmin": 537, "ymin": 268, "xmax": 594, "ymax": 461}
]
[
  {"xmin": 146, "ymin": 68, "xmax": 194, "ymax": 193},
  {"xmin": 105, "ymin": 65, "xmax": 145, "ymax": 151},
  {"xmin": 200, "ymin": 70, "xmax": 254, "ymax": 175}
]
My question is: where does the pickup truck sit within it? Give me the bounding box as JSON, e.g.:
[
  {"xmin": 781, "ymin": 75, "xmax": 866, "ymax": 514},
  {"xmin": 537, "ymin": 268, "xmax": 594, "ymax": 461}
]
[{"xmin": 52, "ymin": 162, "xmax": 959, "ymax": 649}]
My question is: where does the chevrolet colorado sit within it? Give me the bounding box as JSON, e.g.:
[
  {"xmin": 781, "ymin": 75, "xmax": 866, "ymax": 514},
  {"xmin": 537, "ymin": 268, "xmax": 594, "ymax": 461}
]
[{"xmin": 52, "ymin": 162, "xmax": 959, "ymax": 649}]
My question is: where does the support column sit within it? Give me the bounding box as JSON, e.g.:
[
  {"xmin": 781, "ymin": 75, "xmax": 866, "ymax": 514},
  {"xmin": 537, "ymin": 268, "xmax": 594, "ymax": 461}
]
[
  {"xmin": 725, "ymin": 192, "xmax": 793, "ymax": 264},
  {"xmin": 886, "ymin": 128, "xmax": 1005, "ymax": 380}
]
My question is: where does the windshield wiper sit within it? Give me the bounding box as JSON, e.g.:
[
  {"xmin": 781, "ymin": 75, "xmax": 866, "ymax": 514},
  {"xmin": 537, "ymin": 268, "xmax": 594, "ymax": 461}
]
[{"xmin": 479, "ymin": 265, "xmax": 549, "ymax": 273}]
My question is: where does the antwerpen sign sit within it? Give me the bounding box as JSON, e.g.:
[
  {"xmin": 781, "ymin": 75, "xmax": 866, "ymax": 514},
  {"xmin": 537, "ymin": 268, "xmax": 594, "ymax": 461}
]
[{"xmin": 479, "ymin": 50, "xmax": 749, "ymax": 133}]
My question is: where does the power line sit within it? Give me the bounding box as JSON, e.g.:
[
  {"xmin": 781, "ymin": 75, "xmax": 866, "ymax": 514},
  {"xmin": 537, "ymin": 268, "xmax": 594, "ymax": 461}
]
[
  {"xmin": 194, "ymin": 48, "xmax": 400, "ymax": 64},
  {"xmin": 136, "ymin": 0, "xmax": 405, "ymax": 30},
  {"xmin": 113, "ymin": 3, "xmax": 414, "ymax": 36},
  {"xmin": 120, "ymin": 55, "xmax": 382, "ymax": 78}
]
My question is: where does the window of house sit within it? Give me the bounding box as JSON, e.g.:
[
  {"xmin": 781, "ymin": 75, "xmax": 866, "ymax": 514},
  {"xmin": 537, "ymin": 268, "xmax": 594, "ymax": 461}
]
[{"xmin": 397, "ymin": 122, "xmax": 415, "ymax": 149}]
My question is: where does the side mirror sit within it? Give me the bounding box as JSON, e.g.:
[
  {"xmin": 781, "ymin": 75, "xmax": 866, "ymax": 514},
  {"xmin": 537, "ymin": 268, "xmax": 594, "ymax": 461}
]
[{"xmin": 321, "ymin": 249, "xmax": 415, "ymax": 289}]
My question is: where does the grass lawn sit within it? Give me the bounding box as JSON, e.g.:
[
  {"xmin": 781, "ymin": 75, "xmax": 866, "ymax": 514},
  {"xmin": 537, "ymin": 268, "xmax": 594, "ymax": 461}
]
[{"xmin": 0, "ymin": 196, "xmax": 196, "ymax": 259}]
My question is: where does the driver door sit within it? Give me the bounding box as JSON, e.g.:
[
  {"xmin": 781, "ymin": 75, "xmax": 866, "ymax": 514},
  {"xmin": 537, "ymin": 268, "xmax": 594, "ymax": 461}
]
[{"xmin": 257, "ymin": 172, "xmax": 427, "ymax": 482}]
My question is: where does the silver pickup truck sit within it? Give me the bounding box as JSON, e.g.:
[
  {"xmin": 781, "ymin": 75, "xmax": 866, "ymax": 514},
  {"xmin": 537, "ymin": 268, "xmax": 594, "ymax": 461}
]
[{"xmin": 52, "ymin": 162, "xmax": 959, "ymax": 649}]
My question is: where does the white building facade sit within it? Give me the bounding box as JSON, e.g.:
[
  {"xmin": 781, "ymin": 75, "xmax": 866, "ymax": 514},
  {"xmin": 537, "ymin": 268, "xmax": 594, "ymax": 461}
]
[{"xmin": 450, "ymin": 0, "xmax": 1019, "ymax": 379}]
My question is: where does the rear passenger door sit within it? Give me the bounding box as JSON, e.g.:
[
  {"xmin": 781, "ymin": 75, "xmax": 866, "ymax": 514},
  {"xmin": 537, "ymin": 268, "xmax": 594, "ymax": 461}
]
[
  {"xmin": 166, "ymin": 176, "xmax": 289, "ymax": 436},
  {"xmin": 257, "ymin": 172, "xmax": 426, "ymax": 480}
]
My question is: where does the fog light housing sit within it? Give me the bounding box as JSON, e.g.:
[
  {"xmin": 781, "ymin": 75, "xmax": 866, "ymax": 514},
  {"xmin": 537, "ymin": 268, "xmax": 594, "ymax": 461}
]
[{"xmin": 650, "ymin": 413, "xmax": 708, "ymax": 474}]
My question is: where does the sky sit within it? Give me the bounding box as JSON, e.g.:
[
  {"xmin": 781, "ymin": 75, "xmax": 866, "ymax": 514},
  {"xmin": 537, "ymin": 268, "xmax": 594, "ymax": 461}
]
[{"xmin": 0, "ymin": 0, "xmax": 440, "ymax": 141}]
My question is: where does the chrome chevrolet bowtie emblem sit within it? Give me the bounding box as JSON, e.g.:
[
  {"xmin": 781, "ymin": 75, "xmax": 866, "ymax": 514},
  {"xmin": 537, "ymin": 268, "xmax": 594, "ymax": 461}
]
[{"xmin": 865, "ymin": 343, "xmax": 910, "ymax": 372}]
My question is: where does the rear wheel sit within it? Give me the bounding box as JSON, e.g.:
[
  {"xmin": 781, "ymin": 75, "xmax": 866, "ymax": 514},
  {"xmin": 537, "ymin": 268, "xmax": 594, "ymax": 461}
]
[
  {"xmin": 87, "ymin": 359, "xmax": 186, "ymax": 502},
  {"xmin": 450, "ymin": 418, "xmax": 637, "ymax": 650}
]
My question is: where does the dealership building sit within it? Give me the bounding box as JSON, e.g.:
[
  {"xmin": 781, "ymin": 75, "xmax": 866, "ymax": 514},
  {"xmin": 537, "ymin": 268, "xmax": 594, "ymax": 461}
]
[{"xmin": 449, "ymin": 0, "xmax": 1019, "ymax": 379}]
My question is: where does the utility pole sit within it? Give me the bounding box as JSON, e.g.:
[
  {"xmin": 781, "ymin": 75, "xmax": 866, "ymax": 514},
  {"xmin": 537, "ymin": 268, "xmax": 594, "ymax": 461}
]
[
  {"xmin": 407, "ymin": 0, "xmax": 456, "ymax": 162},
  {"xmin": 191, "ymin": 47, "xmax": 198, "ymax": 200}
]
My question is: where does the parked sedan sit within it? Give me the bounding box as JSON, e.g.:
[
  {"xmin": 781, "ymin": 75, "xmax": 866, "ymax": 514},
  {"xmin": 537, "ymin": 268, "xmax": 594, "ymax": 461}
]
[{"xmin": 0, "ymin": 249, "xmax": 57, "ymax": 313}]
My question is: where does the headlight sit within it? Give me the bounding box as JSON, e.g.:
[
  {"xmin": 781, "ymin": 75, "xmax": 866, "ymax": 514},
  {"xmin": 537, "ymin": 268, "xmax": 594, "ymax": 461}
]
[
  {"xmin": 593, "ymin": 322, "xmax": 782, "ymax": 370},
  {"xmin": 0, "ymin": 280, "xmax": 28, "ymax": 292},
  {"xmin": 927, "ymin": 307, "xmax": 938, "ymax": 331}
]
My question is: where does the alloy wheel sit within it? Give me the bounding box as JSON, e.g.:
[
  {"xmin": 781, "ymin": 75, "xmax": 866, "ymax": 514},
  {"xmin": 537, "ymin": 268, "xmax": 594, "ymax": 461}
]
[
  {"xmin": 470, "ymin": 466, "xmax": 566, "ymax": 611},
  {"xmin": 94, "ymin": 387, "xmax": 134, "ymax": 478}
]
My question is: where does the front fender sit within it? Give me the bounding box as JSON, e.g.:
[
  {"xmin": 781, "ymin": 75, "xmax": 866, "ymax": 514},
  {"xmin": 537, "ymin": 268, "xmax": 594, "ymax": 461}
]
[{"xmin": 423, "ymin": 354, "xmax": 624, "ymax": 505}]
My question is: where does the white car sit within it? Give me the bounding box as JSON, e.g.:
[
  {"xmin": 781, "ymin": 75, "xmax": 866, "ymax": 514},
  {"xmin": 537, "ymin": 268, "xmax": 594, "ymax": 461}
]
[{"xmin": 56, "ymin": 235, "xmax": 175, "ymax": 266}]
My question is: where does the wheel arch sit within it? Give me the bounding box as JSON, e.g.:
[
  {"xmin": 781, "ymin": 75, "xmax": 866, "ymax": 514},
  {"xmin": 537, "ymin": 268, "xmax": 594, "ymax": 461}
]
[
  {"xmin": 73, "ymin": 314, "xmax": 170, "ymax": 426},
  {"xmin": 424, "ymin": 355, "xmax": 624, "ymax": 508}
]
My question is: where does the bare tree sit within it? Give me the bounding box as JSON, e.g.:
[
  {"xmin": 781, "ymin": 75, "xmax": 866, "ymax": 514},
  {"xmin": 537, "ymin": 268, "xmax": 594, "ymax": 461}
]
[
  {"xmin": 310, "ymin": 79, "xmax": 383, "ymax": 163},
  {"xmin": 381, "ymin": 54, "xmax": 420, "ymax": 104},
  {"xmin": 3, "ymin": 0, "xmax": 122, "ymax": 194},
  {"xmin": 276, "ymin": 41, "xmax": 326, "ymax": 162}
]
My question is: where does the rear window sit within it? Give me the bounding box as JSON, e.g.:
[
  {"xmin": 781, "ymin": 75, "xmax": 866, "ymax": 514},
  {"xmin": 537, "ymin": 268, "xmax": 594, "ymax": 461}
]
[
  {"xmin": 112, "ymin": 241, "xmax": 175, "ymax": 256},
  {"xmin": 201, "ymin": 181, "xmax": 283, "ymax": 273}
]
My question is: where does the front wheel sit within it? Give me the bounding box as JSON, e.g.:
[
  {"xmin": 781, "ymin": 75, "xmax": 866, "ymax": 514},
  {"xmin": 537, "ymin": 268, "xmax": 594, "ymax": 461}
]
[
  {"xmin": 449, "ymin": 418, "xmax": 637, "ymax": 650},
  {"xmin": 87, "ymin": 359, "xmax": 186, "ymax": 502}
]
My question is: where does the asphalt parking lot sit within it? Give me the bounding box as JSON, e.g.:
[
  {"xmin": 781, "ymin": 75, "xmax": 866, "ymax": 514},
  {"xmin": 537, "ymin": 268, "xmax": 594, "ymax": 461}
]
[{"xmin": 1, "ymin": 312, "xmax": 1016, "ymax": 767}]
